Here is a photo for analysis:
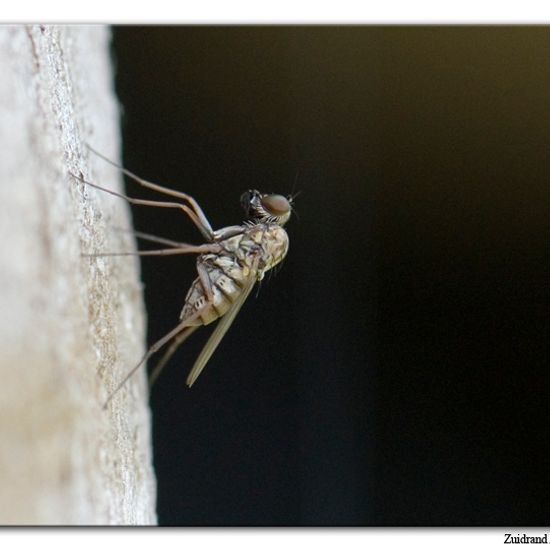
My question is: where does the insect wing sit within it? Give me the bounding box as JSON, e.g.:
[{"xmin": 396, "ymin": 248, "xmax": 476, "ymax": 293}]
[{"xmin": 186, "ymin": 259, "xmax": 260, "ymax": 387}]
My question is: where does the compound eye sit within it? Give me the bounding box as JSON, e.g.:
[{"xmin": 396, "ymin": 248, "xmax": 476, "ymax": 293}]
[{"xmin": 261, "ymin": 194, "xmax": 290, "ymax": 217}]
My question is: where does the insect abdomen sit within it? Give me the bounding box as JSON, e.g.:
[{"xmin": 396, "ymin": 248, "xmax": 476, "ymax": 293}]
[
  {"xmin": 180, "ymin": 260, "xmax": 248, "ymax": 326},
  {"xmin": 179, "ymin": 224, "xmax": 288, "ymax": 327}
]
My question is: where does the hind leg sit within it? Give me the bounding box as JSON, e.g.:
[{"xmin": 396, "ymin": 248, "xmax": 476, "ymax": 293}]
[{"xmin": 148, "ymin": 325, "xmax": 200, "ymax": 389}]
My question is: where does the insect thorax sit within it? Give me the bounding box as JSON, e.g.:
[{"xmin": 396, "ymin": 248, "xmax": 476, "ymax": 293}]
[
  {"xmin": 222, "ymin": 222, "xmax": 289, "ymax": 276},
  {"xmin": 179, "ymin": 222, "xmax": 289, "ymax": 326}
]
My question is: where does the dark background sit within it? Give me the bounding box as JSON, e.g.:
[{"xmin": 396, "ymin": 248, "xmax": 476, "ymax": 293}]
[{"xmin": 112, "ymin": 27, "xmax": 550, "ymax": 525}]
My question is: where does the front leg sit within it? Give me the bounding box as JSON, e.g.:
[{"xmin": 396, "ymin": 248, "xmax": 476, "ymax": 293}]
[{"xmin": 213, "ymin": 225, "xmax": 246, "ymax": 241}]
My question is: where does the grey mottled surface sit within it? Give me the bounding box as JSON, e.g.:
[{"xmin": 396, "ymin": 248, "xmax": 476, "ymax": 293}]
[{"xmin": 0, "ymin": 25, "xmax": 157, "ymax": 525}]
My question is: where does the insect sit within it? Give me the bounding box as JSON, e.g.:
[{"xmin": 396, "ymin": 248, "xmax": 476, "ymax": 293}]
[{"xmin": 72, "ymin": 148, "xmax": 293, "ymax": 407}]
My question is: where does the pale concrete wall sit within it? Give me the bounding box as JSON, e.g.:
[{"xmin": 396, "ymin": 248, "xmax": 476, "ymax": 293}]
[{"xmin": 0, "ymin": 24, "xmax": 157, "ymax": 525}]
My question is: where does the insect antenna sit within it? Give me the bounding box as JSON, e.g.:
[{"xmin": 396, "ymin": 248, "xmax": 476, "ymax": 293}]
[
  {"xmin": 290, "ymin": 168, "xmax": 300, "ymax": 197},
  {"xmin": 287, "ymin": 171, "xmax": 302, "ymax": 221}
]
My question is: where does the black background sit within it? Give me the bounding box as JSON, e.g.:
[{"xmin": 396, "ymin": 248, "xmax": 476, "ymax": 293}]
[{"xmin": 112, "ymin": 26, "xmax": 550, "ymax": 525}]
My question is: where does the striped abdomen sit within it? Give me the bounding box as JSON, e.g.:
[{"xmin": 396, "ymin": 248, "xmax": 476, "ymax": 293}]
[
  {"xmin": 179, "ymin": 222, "xmax": 289, "ymax": 327},
  {"xmin": 179, "ymin": 255, "xmax": 253, "ymax": 326}
]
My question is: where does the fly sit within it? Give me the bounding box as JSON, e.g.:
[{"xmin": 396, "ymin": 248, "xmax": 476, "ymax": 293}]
[{"xmin": 71, "ymin": 147, "xmax": 293, "ymax": 407}]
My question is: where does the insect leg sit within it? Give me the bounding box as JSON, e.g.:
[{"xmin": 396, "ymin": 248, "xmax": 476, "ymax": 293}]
[
  {"xmin": 112, "ymin": 227, "xmax": 196, "ymax": 249},
  {"xmin": 70, "ymin": 171, "xmax": 212, "ymax": 241},
  {"xmin": 103, "ymin": 309, "xmax": 205, "ymax": 409},
  {"xmin": 146, "ymin": 261, "xmax": 217, "ymax": 387},
  {"xmin": 197, "ymin": 261, "xmax": 215, "ymax": 302},
  {"xmin": 83, "ymin": 243, "xmax": 221, "ymax": 258},
  {"xmin": 86, "ymin": 145, "xmax": 215, "ymax": 240},
  {"xmin": 148, "ymin": 325, "xmax": 200, "ymax": 389}
]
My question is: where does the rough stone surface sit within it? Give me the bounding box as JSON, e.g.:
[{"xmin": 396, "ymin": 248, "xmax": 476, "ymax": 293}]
[{"xmin": 0, "ymin": 25, "xmax": 157, "ymax": 525}]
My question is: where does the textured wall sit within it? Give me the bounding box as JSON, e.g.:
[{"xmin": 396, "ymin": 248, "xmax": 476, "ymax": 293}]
[{"xmin": 0, "ymin": 25, "xmax": 156, "ymax": 525}]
